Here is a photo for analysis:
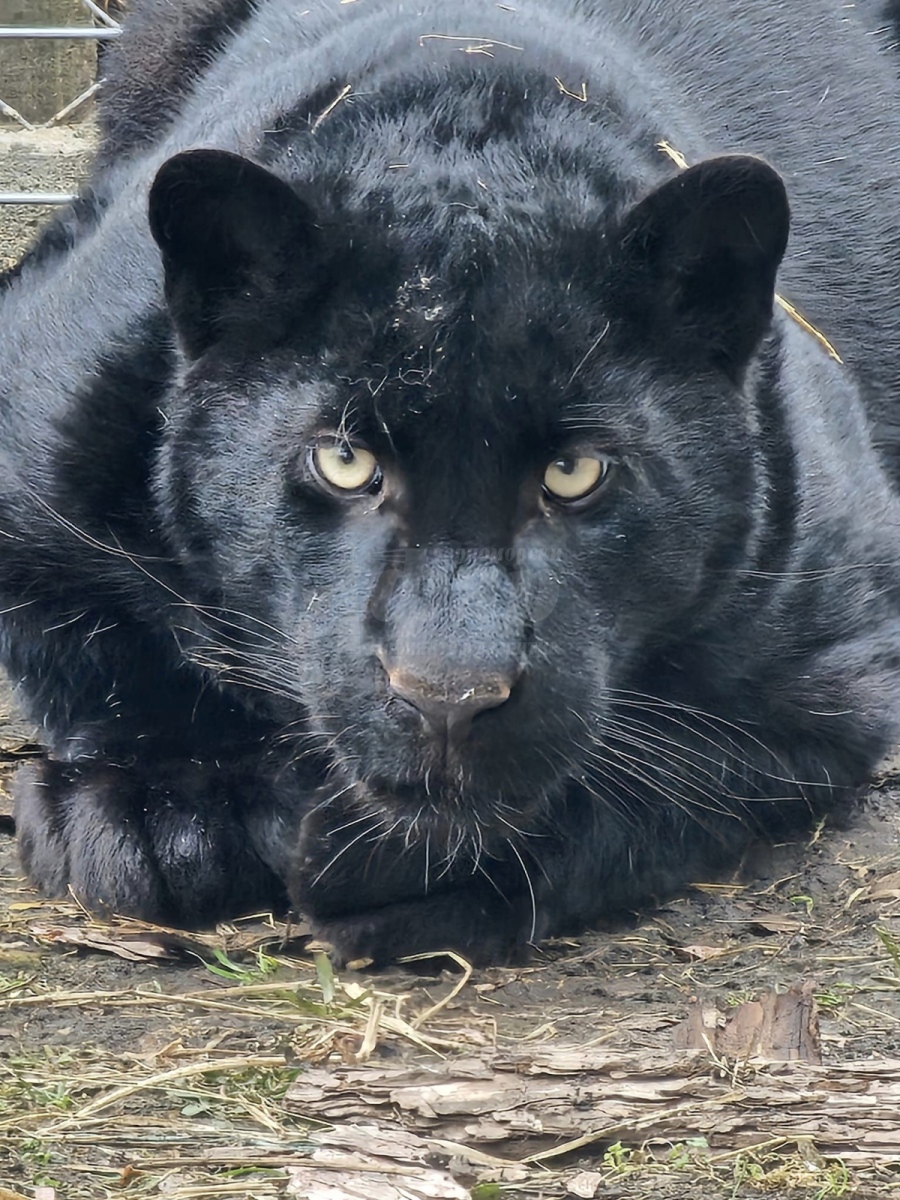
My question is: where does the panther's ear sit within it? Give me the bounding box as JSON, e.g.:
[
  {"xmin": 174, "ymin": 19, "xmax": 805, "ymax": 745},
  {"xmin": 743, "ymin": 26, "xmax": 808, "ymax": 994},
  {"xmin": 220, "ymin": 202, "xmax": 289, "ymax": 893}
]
[
  {"xmin": 616, "ymin": 155, "xmax": 789, "ymax": 373},
  {"xmin": 149, "ymin": 149, "xmax": 321, "ymax": 359}
]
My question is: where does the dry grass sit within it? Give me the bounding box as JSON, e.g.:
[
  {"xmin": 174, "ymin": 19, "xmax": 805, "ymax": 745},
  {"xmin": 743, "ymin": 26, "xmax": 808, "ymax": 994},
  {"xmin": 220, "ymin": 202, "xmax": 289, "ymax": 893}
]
[
  {"xmin": 0, "ymin": 893, "xmax": 488, "ymax": 1198},
  {"xmin": 2, "ymin": 873, "xmax": 900, "ymax": 1199}
]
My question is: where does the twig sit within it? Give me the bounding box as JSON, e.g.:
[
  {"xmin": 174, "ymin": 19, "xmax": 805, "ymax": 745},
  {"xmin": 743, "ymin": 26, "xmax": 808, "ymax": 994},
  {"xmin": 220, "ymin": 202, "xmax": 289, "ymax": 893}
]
[
  {"xmin": 311, "ymin": 83, "xmax": 352, "ymax": 132},
  {"xmin": 401, "ymin": 950, "xmax": 474, "ymax": 1029}
]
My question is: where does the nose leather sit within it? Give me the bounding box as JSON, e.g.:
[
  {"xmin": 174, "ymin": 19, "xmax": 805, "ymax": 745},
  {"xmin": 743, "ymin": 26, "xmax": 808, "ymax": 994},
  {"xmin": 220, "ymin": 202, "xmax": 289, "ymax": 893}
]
[{"xmin": 387, "ymin": 668, "xmax": 513, "ymax": 739}]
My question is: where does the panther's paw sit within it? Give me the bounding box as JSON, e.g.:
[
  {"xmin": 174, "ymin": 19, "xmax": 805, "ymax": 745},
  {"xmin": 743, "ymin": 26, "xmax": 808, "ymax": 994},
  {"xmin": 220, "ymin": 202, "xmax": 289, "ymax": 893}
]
[
  {"xmin": 14, "ymin": 758, "xmax": 284, "ymax": 924},
  {"xmin": 306, "ymin": 888, "xmax": 541, "ymax": 969}
]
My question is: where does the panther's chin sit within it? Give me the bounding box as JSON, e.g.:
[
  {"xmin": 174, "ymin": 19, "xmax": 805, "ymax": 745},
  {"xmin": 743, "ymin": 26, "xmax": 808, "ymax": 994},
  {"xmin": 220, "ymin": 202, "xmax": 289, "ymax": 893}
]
[{"xmin": 355, "ymin": 768, "xmax": 558, "ymax": 843}]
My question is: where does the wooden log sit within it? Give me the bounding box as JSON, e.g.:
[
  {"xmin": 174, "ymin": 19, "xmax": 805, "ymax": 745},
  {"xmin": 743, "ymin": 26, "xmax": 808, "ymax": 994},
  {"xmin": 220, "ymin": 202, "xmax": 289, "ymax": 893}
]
[
  {"xmin": 0, "ymin": 0, "xmax": 97, "ymax": 125},
  {"xmin": 286, "ymin": 1050, "xmax": 900, "ymax": 1167},
  {"xmin": 285, "ymin": 992, "xmax": 900, "ymax": 1190}
]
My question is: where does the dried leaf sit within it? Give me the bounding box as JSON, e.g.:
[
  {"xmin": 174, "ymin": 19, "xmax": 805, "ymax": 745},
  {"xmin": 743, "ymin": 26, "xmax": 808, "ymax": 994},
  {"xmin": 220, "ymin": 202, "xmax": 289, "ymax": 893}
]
[
  {"xmin": 673, "ymin": 943, "xmax": 726, "ymax": 962},
  {"xmin": 29, "ymin": 922, "xmax": 185, "ymax": 962},
  {"xmin": 745, "ymin": 916, "xmax": 804, "ymax": 935},
  {"xmin": 0, "ymin": 723, "xmax": 39, "ymax": 754},
  {"xmin": 566, "ymin": 1173, "xmax": 603, "ymax": 1199},
  {"xmin": 868, "ymin": 871, "xmax": 900, "ymax": 901}
]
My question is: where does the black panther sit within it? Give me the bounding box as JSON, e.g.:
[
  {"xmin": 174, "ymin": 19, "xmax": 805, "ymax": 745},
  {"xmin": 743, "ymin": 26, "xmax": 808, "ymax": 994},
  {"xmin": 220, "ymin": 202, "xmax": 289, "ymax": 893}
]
[{"xmin": 3, "ymin": 0, "xmax": 900, "ymax": 966}]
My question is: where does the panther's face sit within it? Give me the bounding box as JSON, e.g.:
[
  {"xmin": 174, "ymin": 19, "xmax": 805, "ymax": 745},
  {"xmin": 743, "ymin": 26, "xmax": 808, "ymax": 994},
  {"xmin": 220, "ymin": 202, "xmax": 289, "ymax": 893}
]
[{"xmin": 149, "ymin": 143, "xmax": 787, "ymax": 845}]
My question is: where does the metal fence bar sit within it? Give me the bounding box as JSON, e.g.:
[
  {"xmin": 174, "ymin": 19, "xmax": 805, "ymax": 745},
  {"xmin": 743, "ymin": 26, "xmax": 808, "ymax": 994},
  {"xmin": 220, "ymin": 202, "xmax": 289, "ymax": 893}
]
[
  {"xmin": 0, "ymin": 193, "xmax": 78, "ymax": 204},
  {"xmin": 0, "ymin": 27, "xmax": 120, "ymax": 38},
  {"xmin": 0, "ymin": 96, "xmax": 35, "ymax": 130},
  {"xmin": 81, "ymin": 0, "xmax": 119, "ymax": 27},
  {"xmin": 47, "ymin": 79, "xmax": 101, "ymax": 124}
]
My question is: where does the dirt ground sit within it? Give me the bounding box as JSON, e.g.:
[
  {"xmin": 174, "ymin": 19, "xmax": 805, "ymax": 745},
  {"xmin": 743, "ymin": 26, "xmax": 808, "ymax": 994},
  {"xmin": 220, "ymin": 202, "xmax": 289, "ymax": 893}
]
[
  {"xmin": 0, "ymin": 126, "xmax": 97, "ymax": 273},
  {"xmin": 1, "ymin": 128, "xmax": 900, "ymax": 1200}
]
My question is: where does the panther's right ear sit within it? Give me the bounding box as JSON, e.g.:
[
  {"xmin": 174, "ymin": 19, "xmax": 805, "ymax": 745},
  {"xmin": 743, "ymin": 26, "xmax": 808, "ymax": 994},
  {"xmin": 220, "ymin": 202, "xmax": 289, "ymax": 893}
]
[
  {"xmin": 614, "ymin": 155, "xmax": 789, "ymax": 376},
  {"xmin": 149, "ymin": 149, "xmax": 321, "ymax": 359}
]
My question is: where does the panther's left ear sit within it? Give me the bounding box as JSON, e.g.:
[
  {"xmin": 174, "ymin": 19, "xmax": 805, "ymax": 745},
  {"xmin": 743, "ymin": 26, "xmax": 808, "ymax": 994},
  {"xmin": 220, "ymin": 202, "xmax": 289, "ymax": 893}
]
[
  {"xmin": 149, "ymin": 149, "xmax": 322, "ymax": 359},
  {"xmin": 615, "ymin": 155, "xmax": 789, "ymax": 373}
]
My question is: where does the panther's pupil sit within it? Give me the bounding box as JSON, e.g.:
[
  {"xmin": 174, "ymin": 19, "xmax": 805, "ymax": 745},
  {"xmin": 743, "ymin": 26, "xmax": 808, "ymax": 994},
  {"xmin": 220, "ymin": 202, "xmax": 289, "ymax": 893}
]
[{"xmin": 339, "ymin": 443, "xmax": 354, "ymax": 465}]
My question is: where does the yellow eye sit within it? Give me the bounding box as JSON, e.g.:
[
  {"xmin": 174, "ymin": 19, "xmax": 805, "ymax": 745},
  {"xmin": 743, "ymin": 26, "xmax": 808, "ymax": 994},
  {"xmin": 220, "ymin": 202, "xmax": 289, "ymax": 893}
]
[
  {"xmin": 543, "ymin": 453, "xmax": 612, "ymax": 502},
  {"xmin": 311, "ymin": 439, "xmax": 382, "ymax": 494}
]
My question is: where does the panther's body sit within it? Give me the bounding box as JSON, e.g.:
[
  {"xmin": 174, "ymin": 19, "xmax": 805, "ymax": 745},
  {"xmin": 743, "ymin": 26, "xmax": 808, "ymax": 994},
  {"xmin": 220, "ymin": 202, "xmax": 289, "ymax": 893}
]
[{"xmin": 3, "ymin": 0, "xmax": 900, "ymax": 963}]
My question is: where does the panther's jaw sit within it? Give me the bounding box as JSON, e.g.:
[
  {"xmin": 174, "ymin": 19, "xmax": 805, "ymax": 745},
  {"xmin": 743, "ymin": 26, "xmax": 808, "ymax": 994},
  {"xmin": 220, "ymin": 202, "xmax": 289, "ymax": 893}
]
[{"xmin": 348, "ymin": 769, "xmax": 561, "ymax": 846}]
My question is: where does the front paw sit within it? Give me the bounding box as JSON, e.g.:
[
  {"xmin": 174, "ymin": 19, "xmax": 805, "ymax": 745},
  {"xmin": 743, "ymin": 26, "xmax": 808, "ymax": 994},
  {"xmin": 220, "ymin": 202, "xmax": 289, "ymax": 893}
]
[
  {"xmin": 291, "ymin": 798, "xmax": 545, "ymax": 966},
  {"xmin": 14, "ymin": 758, "xmax": 283, "ymax": 924},
  {"xmin": 306, "ymin": 888, "xmax": 541, "ymax": 968},
  {"xmin": 15, "ymin": 760, "xmax": 170, "ymax": 919}
]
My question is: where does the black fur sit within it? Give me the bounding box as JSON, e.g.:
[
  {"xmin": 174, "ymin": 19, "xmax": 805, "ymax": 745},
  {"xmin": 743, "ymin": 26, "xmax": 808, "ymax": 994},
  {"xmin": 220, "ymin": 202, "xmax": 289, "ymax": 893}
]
[
  {"xmin": 94, "ymin": 0, "xmax": 260, "ymax": 169},
  {"xmin": 4, "ymin": 0, "xmax": 900, "ymax": 965}
]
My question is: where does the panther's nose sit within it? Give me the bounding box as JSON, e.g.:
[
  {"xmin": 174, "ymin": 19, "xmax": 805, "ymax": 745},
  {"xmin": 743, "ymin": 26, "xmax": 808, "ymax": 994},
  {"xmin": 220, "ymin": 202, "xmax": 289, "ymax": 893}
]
[{"xmin": 387, "ymin": 667, "xmax": 514, "ymax": 739}]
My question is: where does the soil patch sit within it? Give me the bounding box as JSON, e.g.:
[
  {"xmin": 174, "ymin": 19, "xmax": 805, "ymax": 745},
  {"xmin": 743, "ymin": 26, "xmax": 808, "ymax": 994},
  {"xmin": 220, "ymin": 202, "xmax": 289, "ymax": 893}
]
[{"xmin": 0, "ymin": 125, "xmax": 97, "ymax": 272}]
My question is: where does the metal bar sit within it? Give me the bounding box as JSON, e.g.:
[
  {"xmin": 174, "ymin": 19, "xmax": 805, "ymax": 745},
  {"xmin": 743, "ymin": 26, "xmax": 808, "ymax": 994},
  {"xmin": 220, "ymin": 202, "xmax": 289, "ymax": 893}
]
[
  {"xmin": 0, "ymin": 96, "xmax": 35, "ymax": 129},
  {"xmin": 0, "ymin": 27, "xmax": 120, "ymax": 39},
  {"xmin": 80, "ymin": 0, "xmax": 120, "ymax": 28},
  {"xmin": 0, "ymin": 193, "xmax": 77, "ymax": 205},
  {"xmin": 47, "ymin": 80, "xmax": 101, "ymax": 125}
]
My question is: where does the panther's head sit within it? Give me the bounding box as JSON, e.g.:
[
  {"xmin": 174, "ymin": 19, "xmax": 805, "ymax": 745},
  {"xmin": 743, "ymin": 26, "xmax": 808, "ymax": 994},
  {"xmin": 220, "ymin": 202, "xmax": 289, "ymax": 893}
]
[{"xmin": 148, "ymin": 138, "xmax": 788, "ymax": 852}]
